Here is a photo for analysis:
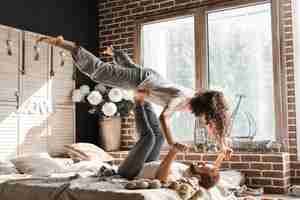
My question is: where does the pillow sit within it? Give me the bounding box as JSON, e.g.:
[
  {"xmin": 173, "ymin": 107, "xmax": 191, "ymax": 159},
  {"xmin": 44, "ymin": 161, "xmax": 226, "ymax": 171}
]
[
  {"xmin": 10, "ymin": 153, "xmax": 64, "ymax": 176},
  {"xmin": 64, "ymin": 160, "xmax": 112, "ymax": 174},
  {"xmin": 0, "ymin": 160, "xmax": 18, "ymax": 175},
  {"xmin": 137, "ymin": 161, "xmax": 189, "ymax": 180},
  {"xmin": 64, "ymin": 143, "xmax": 114, "ymax": 162}
]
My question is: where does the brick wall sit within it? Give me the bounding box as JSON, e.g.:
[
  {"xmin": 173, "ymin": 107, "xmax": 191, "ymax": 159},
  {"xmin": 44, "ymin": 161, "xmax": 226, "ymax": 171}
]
[
  {"xmin": 98, "ymin": 0, "xmax": 297, "ymax": 194},
  {"xmin": 111, "ymin": 151, "xmax": 290, "ymax": 194}
]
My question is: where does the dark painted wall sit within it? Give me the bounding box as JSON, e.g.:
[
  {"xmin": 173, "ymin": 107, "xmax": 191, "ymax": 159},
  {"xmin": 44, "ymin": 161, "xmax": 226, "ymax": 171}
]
[{"xmin": 0, "ymin": 0, "xmax": 99, "ymax": 145}]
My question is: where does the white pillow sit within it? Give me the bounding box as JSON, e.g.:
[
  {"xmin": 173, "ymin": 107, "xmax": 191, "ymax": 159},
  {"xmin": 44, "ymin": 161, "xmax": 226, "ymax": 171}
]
[
  {"xmin": 64, "ymin": 143, "xmax": 114, "ymax": 162},
  {"xmin": 64, "ymin": 160, "xmax": 112, "ymax": 174},
  {"xmin": 137, "ymin": 161, "xmax": 189, "ymax": 180},
  {"xmin": 0, "ymin": 160, "xmax": 18, "ymax": 175},
  {"xmin": 11, "ymin": 153, "xmax": 64, "ymax": 176}
]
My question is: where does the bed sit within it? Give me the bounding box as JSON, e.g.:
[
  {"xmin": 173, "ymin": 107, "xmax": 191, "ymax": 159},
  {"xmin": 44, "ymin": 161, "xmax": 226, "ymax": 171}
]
[
  {"xmin": 0, "ymin": 169, "xmax": 240, "ymax": 200},
  {"xmin": 0, "ymin": 147, "xmax": 242, "ymax": 200}
]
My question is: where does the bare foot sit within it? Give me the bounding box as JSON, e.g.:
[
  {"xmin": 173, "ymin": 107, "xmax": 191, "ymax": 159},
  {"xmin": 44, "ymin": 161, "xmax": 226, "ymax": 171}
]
[{"xmin": 36, "ymin": 35, "xmax": 64, "ymax": 46}]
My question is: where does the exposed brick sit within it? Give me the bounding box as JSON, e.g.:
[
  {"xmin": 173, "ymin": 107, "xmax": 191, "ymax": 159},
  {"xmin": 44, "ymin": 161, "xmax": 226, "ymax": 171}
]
[
  {"xmin": 272, "ymin": 179, "xmax": 285, "ymax": 187},
  {"xmin": 272, "ymin": 164, "xmax": 284, "ymax": 171},
  {"xmin": 251, "ymin": 178, "xmax": 272, "ymax": 186},
  {"xmin": 160, "ymin": 1, "xmax": 174, "ymax": 8},
  {"xmin": 263, "ymin": 187, "xmax": 286, "ymax": 194},
  {"xmin": 203, "ymin": 155, "xmax": 217, "ymax": 161},
  {"xmin": 262, "ymin": 155, "xmax": 283, "ymax": 163},
  {"xmin": 241, "ymin": 170, "xmax": 261, "ymax": 177},
  {"xmin": 229, "ymin": 155, "xmax": 240, "ymax": 162},
  {"xmin": 140, "ymin": 0, "xmax": 153, "ymax": 6},
  {"xmin": 185, "ymin": 154, "xmax": 201, "ymax": 161},
  {"xmin": 175, "ymin": 0, "xmax": 191, "ymax": 5},
  {"xmin": 146, "ymin": 5, "xmax": 159, "ymax": 11},
  {"xmin": 262, "ymin": 171, "xmax": 284, "ymax": 178},
  {"xmin": 251, "ymin": 163, "xmax": 272, "ymax": 170},
  {"xmin": 241, "ymin": 155, "xmax": 261, "ymax": 162},
  {"xmin": 230, "ymin": 163, "xmax": 250, "ymax": 170}
]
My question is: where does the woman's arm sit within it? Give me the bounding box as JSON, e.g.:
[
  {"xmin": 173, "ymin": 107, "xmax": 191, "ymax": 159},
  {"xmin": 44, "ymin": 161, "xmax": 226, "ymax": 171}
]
[{"xmin": 159, "ymin": 109, "xmax": 175, "ymax": 146}]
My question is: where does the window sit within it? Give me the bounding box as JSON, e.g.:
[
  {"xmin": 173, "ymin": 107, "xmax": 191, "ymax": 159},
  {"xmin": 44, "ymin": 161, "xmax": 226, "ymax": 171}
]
[
  {"xmin": 140, "ymin": 16, "xmax": 196, "ymax": 142},
  {"xmin": 138, "ymin": 0, "xmax": 283, "ymax": 145},
  {"xmin": 207, "ymin": 3, "xmax": 275, "ymax": 141}
]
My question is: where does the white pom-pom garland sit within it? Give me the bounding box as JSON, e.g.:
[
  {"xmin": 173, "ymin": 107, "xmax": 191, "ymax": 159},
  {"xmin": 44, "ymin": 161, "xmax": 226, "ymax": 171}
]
[
  {"xmin": 87, "ymin": 91, "xmax": 103, "ymax": 106},
  {"xmin": 102, "ymin": 102, "xmax": 117, "ymax": 117}
]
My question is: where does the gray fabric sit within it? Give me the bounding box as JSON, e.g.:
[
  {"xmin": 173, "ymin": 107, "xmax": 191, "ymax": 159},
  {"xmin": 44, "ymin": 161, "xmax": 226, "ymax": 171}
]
[
  {"xmin": 118, "ymin": 102, "xmax": 164, "ymax": 179},
  {"xmin": 72, "ymin": 47, "xmax": 193, "ymax": 112},
  {"xmin": 0, "ymin": 175, "xmax": 180, "ymax": 200}
]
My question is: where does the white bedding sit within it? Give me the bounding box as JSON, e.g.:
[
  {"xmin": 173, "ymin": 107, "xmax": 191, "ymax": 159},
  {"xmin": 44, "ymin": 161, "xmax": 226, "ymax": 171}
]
[
  {"xmin": 0, "ymin": 172, "xmax": 238, "ymax": 200},
  {"xmin": 0, "ymin": 159, "xmax": 241, "ymax": 200}
]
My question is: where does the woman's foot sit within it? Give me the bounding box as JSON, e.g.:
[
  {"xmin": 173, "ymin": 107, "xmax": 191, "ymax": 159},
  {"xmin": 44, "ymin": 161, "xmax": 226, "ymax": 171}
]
[{"xmin": 36, "ymin": 35, "xmax": 64, "ymax": 46}]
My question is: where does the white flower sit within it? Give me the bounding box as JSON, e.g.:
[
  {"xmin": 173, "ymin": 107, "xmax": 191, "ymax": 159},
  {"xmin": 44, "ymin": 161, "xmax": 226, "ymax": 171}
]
[
  {"xmin": 87, "ymin": 91, "xmax": 103, "ymax": 106},
  {"xmin": 102, "ymin": 102, "xmax": 117, "ymax": 117},
  {"xmin": 122, "ymin": 90, "xmax": 134, "ymax": 101},
  {"xmin": 80, "ymin": 85, "xmax": 90, "ymax": 96},
  {"xmin": 94, "ymin": 83, "xmax": 107, "ymax": 94},
  {"xmin": 72, "ymin": 89, "xmax": 83, "ymax": 102},
  {"xmin": 108, "ymin": 88, "xmax": 123, "ymax": 102}
]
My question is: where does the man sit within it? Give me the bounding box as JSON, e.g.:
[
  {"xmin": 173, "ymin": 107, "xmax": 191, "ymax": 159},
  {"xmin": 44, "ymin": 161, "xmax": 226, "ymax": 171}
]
[{"xmin": 37, "ymin": 36, "xmax": 232, "ymax": 158}]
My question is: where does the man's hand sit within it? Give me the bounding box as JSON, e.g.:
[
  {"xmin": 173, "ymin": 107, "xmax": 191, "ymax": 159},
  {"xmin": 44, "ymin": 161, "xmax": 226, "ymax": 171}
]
[{"xmin": 103, "ymin": 45, "xmax": 113, "ymax": 56}]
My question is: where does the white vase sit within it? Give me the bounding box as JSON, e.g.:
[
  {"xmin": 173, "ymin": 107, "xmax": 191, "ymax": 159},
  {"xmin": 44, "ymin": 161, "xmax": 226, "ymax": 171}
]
[{"xmin": 98, "ymin": 117, "xmax": 121, "ymax": 151}]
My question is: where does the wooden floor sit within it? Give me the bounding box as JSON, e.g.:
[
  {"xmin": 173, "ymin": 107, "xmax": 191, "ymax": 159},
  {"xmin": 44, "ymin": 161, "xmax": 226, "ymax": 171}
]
[{"xmin": 262, "ymin": 195, "xmax": 299, "ymax": 200}]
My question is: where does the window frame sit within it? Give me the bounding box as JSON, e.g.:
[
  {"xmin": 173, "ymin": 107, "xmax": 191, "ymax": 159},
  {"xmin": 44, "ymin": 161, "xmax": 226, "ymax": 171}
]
[{"xmin": 135, "ymin": 0, "xmax": 286, "ymax": 151}]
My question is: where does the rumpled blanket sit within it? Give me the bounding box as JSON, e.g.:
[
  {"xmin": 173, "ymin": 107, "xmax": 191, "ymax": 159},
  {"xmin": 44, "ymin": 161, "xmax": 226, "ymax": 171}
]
[{"xmin": 0, "ymin": 171, "xmax": 242, "ymax": 200}]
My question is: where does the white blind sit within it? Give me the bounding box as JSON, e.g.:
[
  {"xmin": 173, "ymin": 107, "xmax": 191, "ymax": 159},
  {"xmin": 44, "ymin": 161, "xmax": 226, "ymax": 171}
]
[
  {"xmin": 0, "ymin": 27, "xmax": 75, "ymax": 160},
  {"xmin": 0, "ymin": 103, "xmax": 18, "ymax": 160}
]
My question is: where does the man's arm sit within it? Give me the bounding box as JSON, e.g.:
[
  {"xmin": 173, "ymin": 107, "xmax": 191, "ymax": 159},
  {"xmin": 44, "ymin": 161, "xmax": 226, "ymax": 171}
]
[{"xmin": 155, "ymin": 144, "xmax": 179, "ymax": 182}]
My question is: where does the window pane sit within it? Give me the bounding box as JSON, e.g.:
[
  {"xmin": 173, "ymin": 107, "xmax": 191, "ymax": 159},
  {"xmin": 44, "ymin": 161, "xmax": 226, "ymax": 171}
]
[
  {"xmin": 208, "ymin": 3, "xmax": 275, "ymax": 141},
  {"xmin": 141, "ymin": 17, "xmax": 195, "ymax": 142}
]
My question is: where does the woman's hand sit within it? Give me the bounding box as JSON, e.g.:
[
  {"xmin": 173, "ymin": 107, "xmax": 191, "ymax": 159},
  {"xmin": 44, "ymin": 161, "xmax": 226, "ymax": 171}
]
[
  {"xmin": 221, "ymin": 146, "xmax": 233, "ymax": 161},
  {"xmin": 103, "ymin": 45, "xmax": 113, "ymax": 56}
]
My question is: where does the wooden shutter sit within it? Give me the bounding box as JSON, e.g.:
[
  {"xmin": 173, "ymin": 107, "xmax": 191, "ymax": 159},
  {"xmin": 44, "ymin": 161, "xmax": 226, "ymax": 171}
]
[
  {"xmin": 50, "ymin": 46, "xmax": 74, "ymax": 105},
  {"xmin": 47, "ymin": 45, "xmax": 75, "ymax": 156},
  {"xmin": 0, "ymin": 25, "xmax": 21, "ymax": 103},
  {"xmin": 0, "ymin": 102, "xmax": 18, "ymax": 160},
  {"xmin": 18, "ymin": 31, "xmax": 50, "ymax": 155},
  {"xmin": 48, "ymin": 105, "xmax": 75, "ymax": 156},
  {"xmin": 0, "ymin": 25, "xmax": 21, "ymax": 160}
]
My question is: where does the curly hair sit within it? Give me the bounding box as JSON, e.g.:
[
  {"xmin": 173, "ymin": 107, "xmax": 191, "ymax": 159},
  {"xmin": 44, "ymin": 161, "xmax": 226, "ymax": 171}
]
[{"xmin": 189, "ymin": 90, "xmax": 229, "ymax": 140}]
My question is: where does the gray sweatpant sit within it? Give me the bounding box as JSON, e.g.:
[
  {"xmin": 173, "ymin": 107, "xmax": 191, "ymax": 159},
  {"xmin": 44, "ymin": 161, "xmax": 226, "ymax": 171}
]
[
  {"xmin": 72, "ymin": 47, "xmax": 146, "ymax": 89},
  {"xmin": 118, "ymin": 102, "xmax": 164, "ymax": 179}
]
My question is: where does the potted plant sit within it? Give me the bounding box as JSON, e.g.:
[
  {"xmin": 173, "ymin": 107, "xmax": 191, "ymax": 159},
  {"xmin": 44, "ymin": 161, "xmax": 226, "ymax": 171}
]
[{"xmin": 72, "ymin": 84, "xmax": 134, "ymax": 151}]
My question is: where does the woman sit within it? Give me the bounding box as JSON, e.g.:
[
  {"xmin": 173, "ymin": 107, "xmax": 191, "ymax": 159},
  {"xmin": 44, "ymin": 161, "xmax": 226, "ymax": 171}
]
[{"xmin": 37, "ymin": 36, "xmax": 232, "ymax": 158}]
